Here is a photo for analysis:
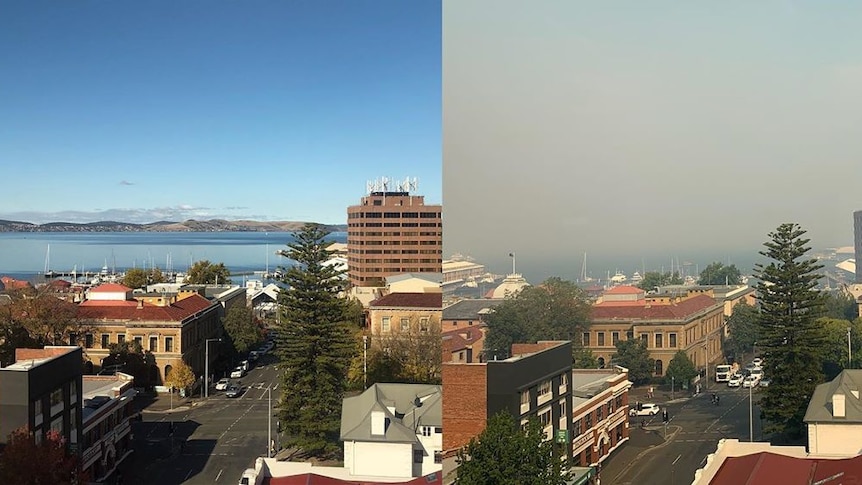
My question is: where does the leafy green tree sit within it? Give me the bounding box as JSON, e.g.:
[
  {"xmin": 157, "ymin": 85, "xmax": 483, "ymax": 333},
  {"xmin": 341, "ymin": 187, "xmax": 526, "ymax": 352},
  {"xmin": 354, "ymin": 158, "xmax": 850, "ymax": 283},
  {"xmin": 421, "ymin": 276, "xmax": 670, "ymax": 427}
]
[
  {"xmin": 222, "ymin": 304, "xmax": 261, "ymax": 355},
  {"xmin": 822, "ymin": 291, "xmax": 859, "ymax": 321},
  {"xmin": 484, "ymin": 277, "xmax": 592, "ymax": 363},
  {"xmin": 122, "ymin": 267, "xmax": 166, "ymax": 289},
  {"xmin": 573, "ymin": 346, "xmax": 598, "ymax": 368},
  {"xmin": 102, "ymin": 340, "xmax": 158, "ymax": 388},
  {"xmin": 165, "ymin": 360, "xmax": 196, "ymax": 394},
  {"xmin": 754, "ymin": 223, "xmax": 828, "ymax": 439},
  {"xmin": 637, "ymin": 271, "xmax": 683, "ymax": 292},
  {"xmin": 367, "ymin": 313, "xmax": 442, "ymax": 384},
  {"xmin": 0, "ymin": 288, "xmax": 86, "ymax": 366},
  {"xmin": 276, "ymin": 224, "xmax": 356, "ymax": 457},
  {"xmin": 699, "ymin": 262, "xmax": 742, "ymax": 285},
  {"xmin": 455, "ymin": 412, "xmax": 570, "ymax": 485},
  {"xmin": 186, "ymin": 260, "xmax": 231, "ymax": 285},
  {"xmin": 665, "ymin": 350, "xmax": 697, "ymax": 387},
  {"xmin": 723, "ymin": 302, "xmax": 759, "ymax": 361},
  {"xmin": 613, "ymin": 338, "xmax": 654, "ymax": 385}
]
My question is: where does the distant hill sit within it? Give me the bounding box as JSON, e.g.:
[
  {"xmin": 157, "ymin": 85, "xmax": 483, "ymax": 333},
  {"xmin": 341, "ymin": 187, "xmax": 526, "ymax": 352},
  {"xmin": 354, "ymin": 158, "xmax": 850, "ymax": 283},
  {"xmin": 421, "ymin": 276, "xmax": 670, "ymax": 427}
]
[{"xmin": 0, "ymin": 219, "xmax": 347, "ymax": 233}]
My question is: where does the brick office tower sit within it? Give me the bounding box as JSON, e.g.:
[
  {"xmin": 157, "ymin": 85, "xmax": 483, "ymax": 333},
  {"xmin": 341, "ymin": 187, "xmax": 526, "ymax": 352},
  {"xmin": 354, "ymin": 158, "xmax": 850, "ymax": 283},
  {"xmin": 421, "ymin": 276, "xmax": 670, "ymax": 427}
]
[{"xmin": 347, "ymin": 177, "xmax": 442, "ymax": 287}]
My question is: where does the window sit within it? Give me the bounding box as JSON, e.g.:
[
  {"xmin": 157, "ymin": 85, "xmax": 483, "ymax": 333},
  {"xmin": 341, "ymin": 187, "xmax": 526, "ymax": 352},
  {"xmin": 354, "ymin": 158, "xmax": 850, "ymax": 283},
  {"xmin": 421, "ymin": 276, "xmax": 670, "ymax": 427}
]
[
  {"xmin": 596, "ymin": 404, "xmax": 603, "ymax": 421},
  {"xmin": 68, "ymin": 333, "xmax": 77, "ymax": 346},
  {"xmin": 401, "ymin": 317, "xmax": 410, "ymax": 332},
  {"xmin": 640, "ymin": 334, "xmax": 648, "ymax": 346},
  {"xmin": 539, "ymin": 409, "xmax": 552, "ymax": 427},
  {"xmin": 149, "ymin": 336, "xmax": 158, "ymax": 352},
  {"xmin": 585, "ymin": 411, "xmax": 592, "ymax": 429},
  {"xmin": 612, "ymin": 331, "xmax": 620, "ymax": 345},
  {"xmin": 573, "ymin": 418, "xmax": 582, "ymax": 435},
  {"xmin": 669, "ymin": 333, "xmax": 677, "ymax": 348},
  {"xmin": 101, "ymin": 334, "xmax": 110, "ymax": 349},
  {"xmin": 434, "ymin": 451, "xmax": 442, "ymax": 464},
  {"xmin": 381, "ymin": 317, "xmax": 391, "ymax": 333},
  {"xmin": 582, "ymin": 332, "xmax": 590, "ymax": 347},
  {"xmin": 165, "ymin": 337, "xmax": 174, "ymax": 353},
  {"xmin": 413, "ymin": 449, "xmax": 424, "ymax": 464},
  {"xmin": 419, "ymin": 317, "xmax": 429, "ymax": 332},
  {"xmin": 597, "ymin": 332, "xmax": 605, "ymax": 346},
  {"xmin": 655, "ymin": 333, "xmax": 663, "ymax": 348},
  {"xmin": 422, "ymin": 426, "xmax": 432, "ymax": 437},
  {"xmin": 84, "ymin": 334, "xmax": 94, "ymax": 349},
  {"xmin": 134, "ymin": 336, "xmax": 143, "ymax": 347},
  {"xmin": 521, "ymin": 390, "xmax": 530, "ymax": 407},
  {"xmin": 538, "ymin": 380, "xmax": 551, "ymax": 397},
  {"xmin": 50, "ymin": 388, "xmax": 63, "ymax": 407},
  {"xmin": 560, "ymin": 373, "xmax": 568, "ymax": 388},
  {"xmin": 559, "ymin": 400, "xmax": 566, "ymax": 416},
  {"xmin": 117, "ymin": 334, "xmax": 125, "ymax": 344}
]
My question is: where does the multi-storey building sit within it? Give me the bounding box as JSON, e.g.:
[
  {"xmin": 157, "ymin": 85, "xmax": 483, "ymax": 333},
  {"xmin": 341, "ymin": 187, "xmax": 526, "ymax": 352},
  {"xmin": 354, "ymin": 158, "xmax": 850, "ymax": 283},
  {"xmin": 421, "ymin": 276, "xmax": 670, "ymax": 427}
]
[
  {"xmin": 442, "ymin": 340, "xmax": 631, "ymax": 479},
  {"xmin": 588, "ymin": 286, "xmax": 725, "ymax": 376},
  {"xmin": 368, "ymin": 293, "xmax": 442, "ymax": 337},
  {"xmin": 80, "ymin": 372, "xmax": 137, "ymax": 481},
  {"xmin": 347, "ymin": 178, "xmax": 442, "ymax": 287},
  {"xmin": 76, "ymin": 283, "xmax": 223, "ymax": 383},
  {"xmin": 0, "ymin": 346, "xmax": 83, "ymax": 457}
]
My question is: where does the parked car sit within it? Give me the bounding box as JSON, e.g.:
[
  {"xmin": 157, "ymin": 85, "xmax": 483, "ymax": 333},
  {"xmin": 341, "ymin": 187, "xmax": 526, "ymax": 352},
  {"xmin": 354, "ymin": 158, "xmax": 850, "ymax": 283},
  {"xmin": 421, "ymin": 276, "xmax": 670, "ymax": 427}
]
[
  {"xmin": 230, "ymin": 367, "xmax": 246, "ymax": 379},
  {"xmin": 728, "ymin": 374, "xmax": 744, "ymax": 387},
  {"xmin": 759, "ymin": 378, "xmax": 771, "ymax": 387},
  {"xmin": 248, "ymin": 351, "xmax": 259, "ymax": 362},
  {"xmin": 215, "ymin": 378, "xmax": 230, "ymax": 391},
  {"xmin": 752, "ymin": 357, "xmax": 763, "ymax": 367},
  {"xmin": 629, "ymin": 403, "xmax": 660, "ymax": 417},
  {"xmin": 749, "ymin": 368, "xmax": 763, "ymax": 381},
  {"xmin": 742, "ymin": 375, "xmax": 759, "ymax": 388},
  {"xmin": 240, "ymin": 360, "xmax": 251, "ymax": 372},
  {"xmin": 225, "ymin": 385, "xmax": 242, "ymax": 398}
]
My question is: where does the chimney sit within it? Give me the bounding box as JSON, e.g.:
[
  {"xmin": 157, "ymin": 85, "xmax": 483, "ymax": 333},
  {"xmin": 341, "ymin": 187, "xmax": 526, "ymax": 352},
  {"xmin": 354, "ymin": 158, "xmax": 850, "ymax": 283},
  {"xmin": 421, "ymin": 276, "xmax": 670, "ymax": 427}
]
[
  {"xmin": 136, "ymin": 300, "xmax": 144, "ymax": 310},
  {"xmin": 833, "ymin": 393, "xmax": 846, "ymax": 418},
  {"xmin": 853, "ymin": 390, "xmax": 860, "ymax": 400},
  {"xmin": 371, "ymin": 410, "xmax": 386, "ymax": 436}
]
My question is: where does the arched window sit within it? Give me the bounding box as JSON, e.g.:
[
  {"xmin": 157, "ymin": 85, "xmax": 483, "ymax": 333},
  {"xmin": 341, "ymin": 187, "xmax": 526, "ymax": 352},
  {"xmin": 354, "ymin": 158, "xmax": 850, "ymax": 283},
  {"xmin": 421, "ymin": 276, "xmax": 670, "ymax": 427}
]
[
  {"xmin": 654, "ymin": 359, "xmax": 663, "ymax": 376},
  {"xmin": 598, "ymin": 357, "xmax": 606, "ymax": 369}
]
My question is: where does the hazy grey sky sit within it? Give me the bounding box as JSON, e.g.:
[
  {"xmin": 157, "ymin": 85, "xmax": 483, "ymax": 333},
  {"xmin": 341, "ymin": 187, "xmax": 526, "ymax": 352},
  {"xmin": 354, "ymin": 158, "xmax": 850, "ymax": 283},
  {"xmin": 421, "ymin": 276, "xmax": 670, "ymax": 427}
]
[{"xmin": 443, "ymin": 0, "xmax": 862, "ymax": 281}]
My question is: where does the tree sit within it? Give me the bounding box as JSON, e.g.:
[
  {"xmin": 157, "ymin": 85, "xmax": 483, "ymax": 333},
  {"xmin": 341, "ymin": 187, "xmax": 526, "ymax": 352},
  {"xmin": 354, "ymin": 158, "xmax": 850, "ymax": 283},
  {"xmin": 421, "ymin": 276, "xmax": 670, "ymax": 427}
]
[
  {"xmin": 186, "ymin": 260, "xmax": 231, "ymax": 285},
  {"xmin": 637, "ymin": 271, "xmax": 682, "ymax": 292},
  {"xmin": 276, "ymin": 224, "xmax": 356, "ymax": 457},
  {"xmin": 613, "ymin": 338, "xmax": 654, "ymax": 385},
  {"xmin": 665, "ymin": 351, "xmax": 697, "ymax": 387},
  {"xmin": 573, "ymin": 346, "xmax": 598, "ymax": 368},
  {"xmin": 0, "ymin": 288, "xmax": 87, "ymax": 366},
  {"xmin": 0, "ymin": 426, "xmax": 87, "ymax": 484},
  {"xmin": 822, "ymin": 290, "xmax": 859, "ymax": 321},
  {"xmin": 754, "ymin": 223, "xmax": 828, "ymax": 440},
  {"xmin": 222, "ymin": 304, "xmax": 261, "ymax": 355},
  {"xmin": 164, "ymin": 360, "xmax": 196, "ymax": 394},
  {"xmin": 484, "ymin": 277, "xmax": 593, "ymax": 363},
  {"xmin": 699, "ymin": 262, "xmax": 742, "ymax": 285},
  {"xmin": 102, "ymin": 340, "xmax": 158, "ymax": 388},
  {"xmin": 455, "ymin": 412, "xmax": 570, "ymax": 485},
  {"xmin": 723, "ymin": 302, "xmax": 760, "ymax": 361},
  {"xmin": 362, "ymin": 313, "xmax": 442, "ymax": 385},
  {"xmin": 122, "ymin": 268, "xmax": 166, "ymax": 289}
]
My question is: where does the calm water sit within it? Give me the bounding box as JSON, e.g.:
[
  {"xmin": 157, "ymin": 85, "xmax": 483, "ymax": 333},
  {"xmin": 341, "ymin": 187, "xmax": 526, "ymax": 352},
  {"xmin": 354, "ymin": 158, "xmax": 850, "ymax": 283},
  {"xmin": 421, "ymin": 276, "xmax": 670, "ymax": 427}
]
[{"xmin": 0, "ymin": 232, "xmax": 347, "ymax": 281}]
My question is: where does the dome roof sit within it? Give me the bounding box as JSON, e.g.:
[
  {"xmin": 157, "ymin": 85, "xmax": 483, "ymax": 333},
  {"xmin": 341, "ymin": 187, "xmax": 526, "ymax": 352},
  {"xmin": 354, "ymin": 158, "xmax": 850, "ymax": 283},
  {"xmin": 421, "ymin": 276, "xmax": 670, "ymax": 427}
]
[{"xmin": 491, "ymin": 273, "xmax": 530, "ymax": 299}]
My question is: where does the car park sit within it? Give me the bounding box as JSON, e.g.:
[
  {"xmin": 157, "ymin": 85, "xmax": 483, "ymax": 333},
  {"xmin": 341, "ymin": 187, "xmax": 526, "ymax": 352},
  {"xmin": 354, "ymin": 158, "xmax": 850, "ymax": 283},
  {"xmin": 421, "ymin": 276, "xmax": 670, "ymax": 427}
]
[
  {"xmin": 215, "ymin": 378, "xmax": 230, "ymax": 391},
  {"xmin": 225, "ymin": 385, "xmax": 242, "ymax": 398},
  {"xmin": 629, "ymin": 403, "xmax": 660, "ymax": 417},
  {"xmin": 728, "ymin": 374, "xmax": 744, "ymax": 387},
  {"xmin": 230, "ymin": 367, "xmax": 246, "ymax": 378}
]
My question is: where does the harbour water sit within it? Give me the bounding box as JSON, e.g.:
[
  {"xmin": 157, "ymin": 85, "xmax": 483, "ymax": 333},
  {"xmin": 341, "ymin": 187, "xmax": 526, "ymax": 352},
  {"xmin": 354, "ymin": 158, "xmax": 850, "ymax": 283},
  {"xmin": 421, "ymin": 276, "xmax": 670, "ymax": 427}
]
[{"xmin": 0, "ymin": 231, "xmax": 347, "ymax": 282}]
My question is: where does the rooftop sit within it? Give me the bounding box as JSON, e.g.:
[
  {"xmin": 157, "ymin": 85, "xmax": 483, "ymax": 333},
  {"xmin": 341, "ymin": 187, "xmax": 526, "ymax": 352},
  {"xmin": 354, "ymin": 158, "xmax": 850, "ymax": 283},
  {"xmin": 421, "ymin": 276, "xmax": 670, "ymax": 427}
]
[
  {"xmin": 340, "ymin": 383, "xmax": 442, "ymax": 444},
  {"xmin": 3, "ymin": 346, "xmax": 80, "ymax": 371},
  {"xmin": 591, "ymin": 294, "xmax": 719, "ymax": 320},
  {"xmin": 370, "ymin": 292, "xmax": 442, "ymax": 309},
  {"xmin": 442, "ymin": 299, "xmax": 503, "ymax": 320},
  {"xmin": 804, "ymin": 369, "xmax": 862, "ymax": 423}
]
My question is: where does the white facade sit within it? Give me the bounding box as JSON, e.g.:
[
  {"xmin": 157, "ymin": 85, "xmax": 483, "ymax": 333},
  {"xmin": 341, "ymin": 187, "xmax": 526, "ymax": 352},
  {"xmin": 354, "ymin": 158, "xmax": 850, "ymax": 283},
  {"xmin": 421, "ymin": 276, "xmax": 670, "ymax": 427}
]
[
  {"xmin": 344, "ymin": 441, "xmax": 413, "ymax": 478},
  {"xmin": 807, "ymin": 422, "xmax": 862, "ymax": 456}
]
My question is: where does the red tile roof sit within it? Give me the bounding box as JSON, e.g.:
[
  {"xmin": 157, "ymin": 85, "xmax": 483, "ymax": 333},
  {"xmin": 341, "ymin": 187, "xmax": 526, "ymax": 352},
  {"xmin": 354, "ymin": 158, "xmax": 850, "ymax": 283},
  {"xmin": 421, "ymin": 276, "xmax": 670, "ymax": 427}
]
[
  {"xmin": 265, "ymin": 473, "xmax": 441, "ymax": 485},
  {"xmin": 0, "ymin": 276, "xmax": 32, "ymax": 290},
  {"xmin": 711, "ymin": 452, "xmax": 862, "ymax": 485},
  {"xmin": 591, "ymin": 294, "xmax": 717, "ymax": 320},
  {"xmin": 370, "ymin": 292, "xmax": 442, "ymax": 309},
  {"xmin": 604, "ymin": 285, "xmax": 644, "ymax": 295},
  {"xmin": 77, "ymin": 294, "xmax": 214, "ymax": 321},
  {"xmin": 89, "ymin": 283, "xmax": 133, "ymax": 293}
]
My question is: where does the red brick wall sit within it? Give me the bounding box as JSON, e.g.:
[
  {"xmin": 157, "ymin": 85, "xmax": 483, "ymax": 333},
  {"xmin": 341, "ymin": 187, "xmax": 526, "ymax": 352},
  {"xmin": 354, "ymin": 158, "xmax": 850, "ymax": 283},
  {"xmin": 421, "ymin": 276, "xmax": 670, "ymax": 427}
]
[
  {"xmin": 442, "ymin": 363, "xmax": 488, "ymax": 453},
  {"xmin": 15, "ymin": 347, "xmax": 73, "ymax": 361}
]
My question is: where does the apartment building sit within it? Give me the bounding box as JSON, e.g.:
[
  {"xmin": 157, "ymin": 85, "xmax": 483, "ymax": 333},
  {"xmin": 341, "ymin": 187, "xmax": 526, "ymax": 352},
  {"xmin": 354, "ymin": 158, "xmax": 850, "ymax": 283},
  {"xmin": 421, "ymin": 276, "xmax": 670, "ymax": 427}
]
[
  {"xmin": 347, "ymin": 178, "xmax": 442, "ymax": 287},
  {"xmin": 80, "ymin": 372, "xmax": 137, "ymax": 481},
  {"xmin": 368, "ymin": 292, "xmax": 442, "ymax": 337}
]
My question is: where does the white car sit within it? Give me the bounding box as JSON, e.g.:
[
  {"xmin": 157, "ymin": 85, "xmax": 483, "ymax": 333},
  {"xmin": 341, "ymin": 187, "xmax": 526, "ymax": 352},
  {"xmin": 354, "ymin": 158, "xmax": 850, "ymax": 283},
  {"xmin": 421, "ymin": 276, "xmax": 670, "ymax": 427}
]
[
  {"xmin": 728, "ymin": 374, "xmax": 744, "ymax": 387},
  {"xmin": 742, "ymin": 375, "xmax": 759, "ymax": 388},
  {"xmin": 752, "ymin": 357, "xmax": 763, "ymax": 367},
  {"xmin": 230, "ymin": 367, "xmax": 246, "ymax": 379},
  {"xmin": 629, "ymin": 403, "xmax": 660, "ymax": 417},
  {"xmin": 215, "ymin": 378, "xmax": 230, "ymax": 391}
]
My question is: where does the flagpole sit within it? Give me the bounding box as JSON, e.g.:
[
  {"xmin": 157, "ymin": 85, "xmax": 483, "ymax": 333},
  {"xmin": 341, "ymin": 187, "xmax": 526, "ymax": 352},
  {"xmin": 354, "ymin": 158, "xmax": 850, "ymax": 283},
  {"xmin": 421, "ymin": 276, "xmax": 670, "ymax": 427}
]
[{"xmin": 509, "ymin": 252, "xmax": 515, "ymax": 275}]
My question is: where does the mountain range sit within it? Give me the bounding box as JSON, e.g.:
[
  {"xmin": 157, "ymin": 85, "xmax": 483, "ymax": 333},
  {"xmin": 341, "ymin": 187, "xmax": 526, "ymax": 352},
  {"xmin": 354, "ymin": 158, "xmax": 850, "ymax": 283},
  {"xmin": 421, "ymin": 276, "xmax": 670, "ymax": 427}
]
[{"xmin": 0, "ymin": 219, "xmax": 347, "ymax": 233}]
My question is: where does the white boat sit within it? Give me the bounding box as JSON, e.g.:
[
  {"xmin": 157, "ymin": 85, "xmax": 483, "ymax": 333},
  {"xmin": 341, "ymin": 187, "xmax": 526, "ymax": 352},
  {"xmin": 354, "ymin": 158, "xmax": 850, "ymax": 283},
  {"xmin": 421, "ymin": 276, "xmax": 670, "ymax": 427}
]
[
  {"xmin": 631, "ymin": 271, "xmax": 643, "ymax": 283},
  {"xmin": 610, "ymin": 271, "xmax": 627, "ymax": 284}
]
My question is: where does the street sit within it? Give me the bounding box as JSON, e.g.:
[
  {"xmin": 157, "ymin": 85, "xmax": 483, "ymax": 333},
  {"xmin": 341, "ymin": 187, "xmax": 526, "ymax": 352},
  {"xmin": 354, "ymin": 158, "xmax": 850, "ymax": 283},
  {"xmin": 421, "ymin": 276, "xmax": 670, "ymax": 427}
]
[
  {"xmin": 117, "ymin": 353, "xmax": 281, "ymax": 485},
  {"xmin": 601, "ymin": 383, "xmax": 765, "ymax": 485}
]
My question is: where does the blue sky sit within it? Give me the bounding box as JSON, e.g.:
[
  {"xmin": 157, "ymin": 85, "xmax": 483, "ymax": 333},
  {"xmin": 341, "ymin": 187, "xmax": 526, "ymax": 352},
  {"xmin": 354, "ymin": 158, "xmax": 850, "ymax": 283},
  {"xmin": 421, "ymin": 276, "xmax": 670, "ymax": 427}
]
[{"xmin": 1, "ymin": 1, "xmax": 441, "ymax": 225}]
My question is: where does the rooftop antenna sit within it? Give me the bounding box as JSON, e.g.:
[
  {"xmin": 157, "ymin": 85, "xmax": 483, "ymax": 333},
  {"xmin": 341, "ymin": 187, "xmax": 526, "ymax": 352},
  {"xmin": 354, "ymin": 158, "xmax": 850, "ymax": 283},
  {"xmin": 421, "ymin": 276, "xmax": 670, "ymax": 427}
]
[{"xmin": 509, "ymin": 252, "xmax": 516, "ymax": 275}]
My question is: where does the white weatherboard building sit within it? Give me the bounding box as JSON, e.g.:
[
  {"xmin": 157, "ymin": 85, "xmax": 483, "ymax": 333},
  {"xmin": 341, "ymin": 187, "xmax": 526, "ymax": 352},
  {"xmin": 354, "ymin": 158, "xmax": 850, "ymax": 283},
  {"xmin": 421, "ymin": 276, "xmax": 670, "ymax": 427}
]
[
  {"xmin": 341, "ymin": 383, "xmax": 442, "ymax": 478},
  {"xmin": 804, "ymin": 369, "xmax": 862, "ymax": 456}
]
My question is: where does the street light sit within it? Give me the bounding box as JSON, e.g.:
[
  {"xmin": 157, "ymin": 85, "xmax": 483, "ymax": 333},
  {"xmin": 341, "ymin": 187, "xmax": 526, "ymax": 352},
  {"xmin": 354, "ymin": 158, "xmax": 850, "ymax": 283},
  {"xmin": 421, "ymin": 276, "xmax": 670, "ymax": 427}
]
[
  {"xmin": 671, "ymin": 376, "xmax": 675, "ymax": 401},
  {"xmin": 703, "ymin": 342, "xmax": 709, "ymax": 391},
  {"xmin": 204, "ymin": 338, "xmax": 221, "ymax": 398},
  {"xmin": 267, "ymin": 386, "xmax": 273, "ymax": 458},
  {"xmin": 749, "ymin": 378, "xmax": 754, "ymax": 442},
  {"xmin": 363, "ymin": 335, "xmax": 369, "ymax": 389},
  {"xmin": 848, "ymin": 326, "xmax": 853, "ymax": 369}
]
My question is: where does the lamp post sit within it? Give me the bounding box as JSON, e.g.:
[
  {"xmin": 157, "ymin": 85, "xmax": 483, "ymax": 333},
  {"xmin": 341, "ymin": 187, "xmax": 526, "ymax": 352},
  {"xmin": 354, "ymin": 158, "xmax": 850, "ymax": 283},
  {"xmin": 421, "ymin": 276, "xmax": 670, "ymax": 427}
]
[
  {"xmin": 363, "ymin": 335, "xmax": 368, "ymax": 389},
  {"xmin": 671, "ymin": 376, "xmax": 675, "ymax": 401},
  {"xmin": 267, "ymin": 386, "xmax": 273, "ymax": 458},
  {"xmin": 749, "ymin": 377, "xmax": 754, "ymax": 442},
  {"xmin": 704, "ymin": 342, "xmax": 709, "ymax": 390},
  {"xmin": 848, "ymin": 326, "xmax": 853, "ymax": 369},
  {"xmin": 204, "ymin": 338, "xmax": 221, "ymax": 398}
]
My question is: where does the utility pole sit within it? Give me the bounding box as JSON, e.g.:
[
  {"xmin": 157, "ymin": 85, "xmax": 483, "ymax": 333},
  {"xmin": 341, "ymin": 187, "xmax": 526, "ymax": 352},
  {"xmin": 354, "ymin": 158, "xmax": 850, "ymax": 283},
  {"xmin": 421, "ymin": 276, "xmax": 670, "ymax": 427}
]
[
  {"xmin": 848, "ymin": 326, "xmax": 853, "ymax": 369},
  {"xmin": 749, "ymin": 379, "xmax": 754, "ymax": 442},
  {"xmin": 268, "ymin": 386, "xmax": 273, "ymax": 458},
  {"xmin": 363, "ymin": 335, "xmax": 368, "ymax": 389}
]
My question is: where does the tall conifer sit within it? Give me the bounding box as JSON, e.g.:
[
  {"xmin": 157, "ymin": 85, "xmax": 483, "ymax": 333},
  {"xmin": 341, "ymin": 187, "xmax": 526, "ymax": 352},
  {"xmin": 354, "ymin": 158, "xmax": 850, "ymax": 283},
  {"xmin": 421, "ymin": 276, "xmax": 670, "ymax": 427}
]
[
  {"xmin": 276, "ymin": 223, "xmax": 355, "ymax": 456},
  {"xmin": 754, "ymin": 223, "xmax": 826, "ymax": 439}
]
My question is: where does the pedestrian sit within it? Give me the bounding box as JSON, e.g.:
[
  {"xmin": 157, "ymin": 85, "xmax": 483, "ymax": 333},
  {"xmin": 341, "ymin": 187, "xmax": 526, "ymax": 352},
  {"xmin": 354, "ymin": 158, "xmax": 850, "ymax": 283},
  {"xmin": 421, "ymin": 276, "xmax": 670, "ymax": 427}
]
[{"xmin": 649, "ymin": 386, "xmax": 654, "ymax": 399}]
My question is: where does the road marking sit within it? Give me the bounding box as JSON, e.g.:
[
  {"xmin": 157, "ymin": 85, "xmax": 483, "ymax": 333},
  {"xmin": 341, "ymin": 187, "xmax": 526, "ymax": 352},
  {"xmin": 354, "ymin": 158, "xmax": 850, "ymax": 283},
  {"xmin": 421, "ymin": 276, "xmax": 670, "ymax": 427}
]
[
  {"xmin": 273, "ymin": 383, "xmax": 279, "ymax": 390},
  {"xmin": 185, "ymin": 469, "xmax": 193, "ymax": 481},
  {"xmin": 215, "ymin": 469, "xmax": 223, "ymax": 482},
  {"xmin": 218, "ymin": 404, "xmax": 255, "ymax": 440}
]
